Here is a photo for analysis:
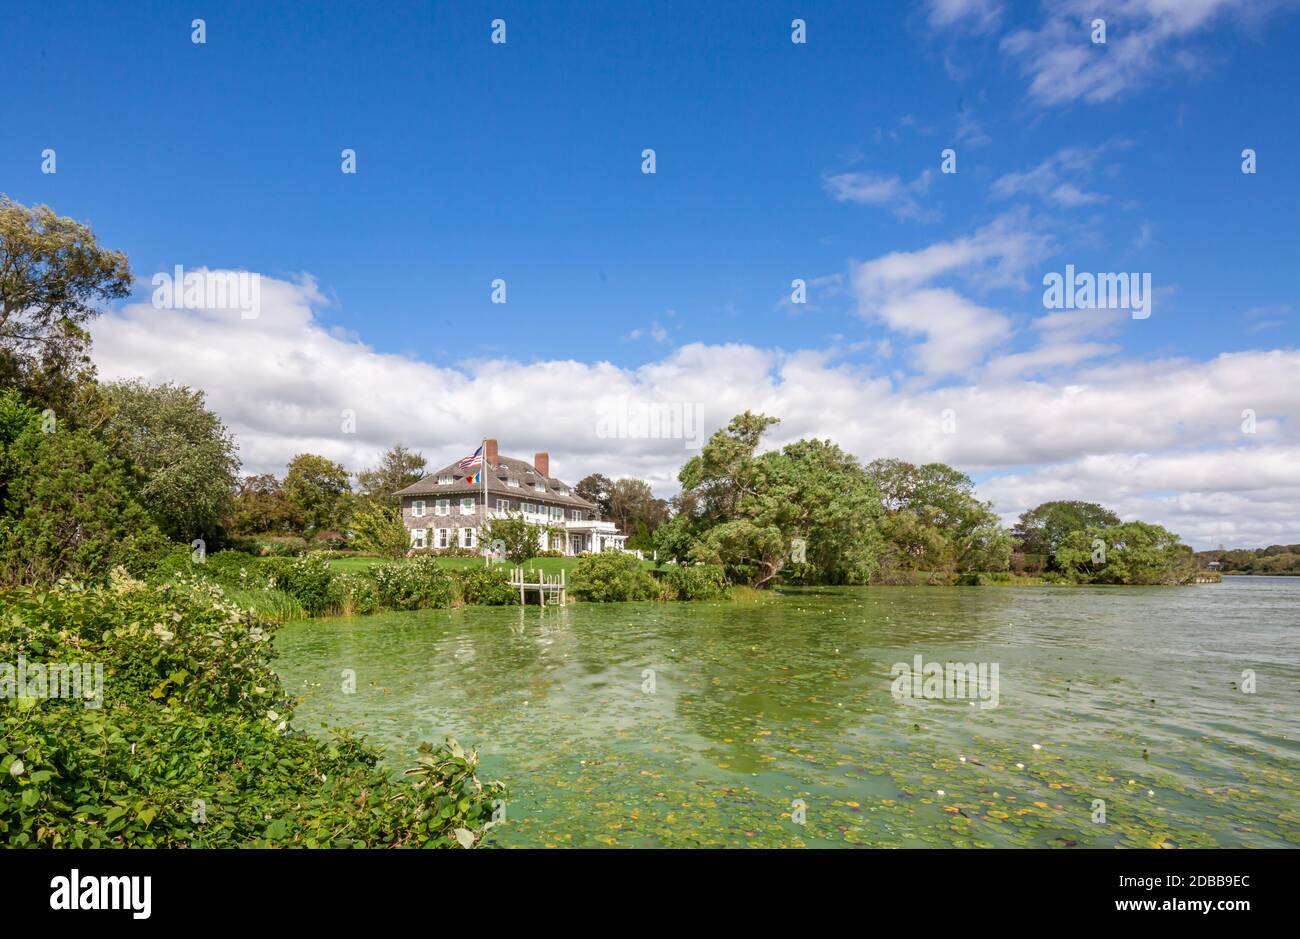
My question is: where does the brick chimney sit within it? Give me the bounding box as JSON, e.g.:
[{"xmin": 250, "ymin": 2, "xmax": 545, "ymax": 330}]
[
  {"xmin": 484, "ymin": 438, "xmax": 498, "ymax": 467},
  {"xmin": 533, "ymin": 451, "xmax": 549, "ymax": 478}
]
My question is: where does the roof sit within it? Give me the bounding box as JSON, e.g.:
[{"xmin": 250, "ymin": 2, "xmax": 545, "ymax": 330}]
[{"xmin": 394, "ymin": 453, "xmax": 597, "ymax": 510}]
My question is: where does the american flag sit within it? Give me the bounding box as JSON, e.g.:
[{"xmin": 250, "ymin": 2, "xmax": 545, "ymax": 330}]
[{"xmin": 457, "ymin": 445, "xmax": 483, "ymax": 470}]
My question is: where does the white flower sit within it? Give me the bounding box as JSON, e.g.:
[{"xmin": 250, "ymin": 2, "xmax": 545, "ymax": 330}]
[
  {"xmin": 8, "ymin": 759, "xmax": 23, "ymax": 777},
  {"xmin": 266, "ymin": 710, "xmax": 280, "ymax": 722}
]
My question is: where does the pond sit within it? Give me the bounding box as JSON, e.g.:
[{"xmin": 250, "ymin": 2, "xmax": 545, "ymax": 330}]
[{"xmin": 273, "ymin": 577, "xmax": 1299, "ymax": 848}]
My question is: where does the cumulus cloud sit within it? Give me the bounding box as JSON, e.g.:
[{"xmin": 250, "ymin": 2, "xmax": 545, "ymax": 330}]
[
  {"xmin": 849, "ymin": 210, "xmax": 1052, "ymax": 375},
  {"xmin": 91, "ymin": 272, "xmax": 1300, "ymax": 548}
]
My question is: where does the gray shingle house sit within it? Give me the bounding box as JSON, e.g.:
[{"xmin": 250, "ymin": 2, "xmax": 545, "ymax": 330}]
[{"xmin": 393, "ymin": 438, "xmax": 628, "ymax": 556}]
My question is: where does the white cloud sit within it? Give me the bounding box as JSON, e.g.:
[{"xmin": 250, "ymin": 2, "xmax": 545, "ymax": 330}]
[
  {"xmin": 999, "ymin": 0, "xmax": 1278, "ymax": 106},
  {"xmin": 849, "ymin": 210, "xmax": 1053, "ymax": 375},
  {"xmin": 991, "ymin": 144, "xmax": 1123, "ymax": 207},
  {"xmin": 823, "ymin": 170, "xmax": 938, "ymax": 222},
  {"xmin": 90, "ymin": 272, "xmax": 1300, "ymax": 549},
  {"xmin": 927, "ymin": 0, "xmax": 1004, "ymax": 32}
]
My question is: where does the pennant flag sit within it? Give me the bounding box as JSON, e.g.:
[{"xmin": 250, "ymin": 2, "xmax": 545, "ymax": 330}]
[{"xmin": 465, "ymin": 470, "xmax": 480, "ymax": 486}]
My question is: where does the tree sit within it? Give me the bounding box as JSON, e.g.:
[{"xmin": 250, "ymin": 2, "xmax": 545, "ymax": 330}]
[
  {"xmin": 100, "ymin": 379, "xmax": 239, "ymax": 544},
  {"xmin": 0, "ymin": 198, "xmax": 132, "ymax": 416},
  {"xmin": 865, "ymin": 458, "xmax": 1009, "ymax": 574},
  {"xmin": 607, "ymin": 478, "xmax": 669, "ymax": 536},
  {"xmin": 1056, "ymin": 521, "xmax": 1193, "ymax": 585},
  {"xmin": 229, "ymin": 473, "xmax": 302, "ymax": 534},
  {"xmin": 349, "ymin": 501, "xmax": 411, "ymax": 559},
  {"xmin": 1012, "ymin": 501, "xmax": 1121, "ymax": 568},
  {"xmin": 0, "ymin": 413, "xmax": 165, "ymax": 586},
  {"xmin": 677, "ymin": 412, "xmax": 882, "ymax": 587},
  {"xmin": 283, "ymin": 454, "xmax": 352, "ymax": 534},
  {"xmin": 356, "ymin": 443, "xmax": 426, "ymax": 506},
  {"xmin": 481, "ymin": 513, "xmax": 544, "ymax": 565},
  {"xmin": 574, "ymin": 473, "xmax": 613, "ymax": 517}
]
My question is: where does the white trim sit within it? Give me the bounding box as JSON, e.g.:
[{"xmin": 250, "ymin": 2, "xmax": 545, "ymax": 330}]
[{"xmin": 412, "ymin": 499, "xmax": 426, "ymax": 518}]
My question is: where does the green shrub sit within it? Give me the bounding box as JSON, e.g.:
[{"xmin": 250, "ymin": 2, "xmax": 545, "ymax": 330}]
[
  {"xmin": 0, "ymin": 575, "xmax": 504, "ymax": 847},
  {"xmin": 327, "ymin": 572, "xmax": 380, "ymax": 616},
  {"xmin": 371, "ymin": 557, "xmax": 456, "ymax": 610},
  {"xmin": 570, "ymin": 551, "xmax": 657, "ymax": 602},
  {"xmin": 265, "ymin": 553, "xmax": 334, "ymax": 614},
  {"xmin": 661, "ymin": 564, "xmax": 728, "ymax": 600},
  {"xmin": 453, "ymin": 567, "xmax": 517, "ymax": 606}
]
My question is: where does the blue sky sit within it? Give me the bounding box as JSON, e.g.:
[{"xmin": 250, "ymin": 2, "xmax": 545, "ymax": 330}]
[{"xmin": 4, "ymin": 0, "xmax": 1298, "ymax": 547}]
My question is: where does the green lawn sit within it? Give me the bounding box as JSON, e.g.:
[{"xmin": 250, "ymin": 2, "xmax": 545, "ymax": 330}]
[{"xmin": 327, "ymin": 555, "xmax": 658, "ymax": 576}]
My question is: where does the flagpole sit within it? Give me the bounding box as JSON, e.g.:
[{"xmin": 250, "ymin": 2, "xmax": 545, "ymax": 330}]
[{"xmin": 481, "ymin": 436, "xmax": 488, "ymax": 566}]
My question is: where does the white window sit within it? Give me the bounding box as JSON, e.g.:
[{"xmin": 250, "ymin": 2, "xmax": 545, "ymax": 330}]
[
  {"xmin": 570, "ymin": 509, "xmax": 581, "ymax": 521},
  {"xmin": 438, "ymin": 475, "xmax": 453, "ymax": 485},
  {"xmin": 436, "ymin": 499, "xmax": 450, "ymax": 516},
  {"xmin": 459, "ymin": 527, "xmax": 477, "ymax": 549},
  {"xmin": 534, "ymin": 483, "xmax": 546, "ymax": 492},
  {"xmin": 412, "ymin": 499, "xmax": 426, "ymax": 518},
  {"xmin": 551, "ymin": 506, "xmax": 563, "ymax": 521},
  {"xmin": 560, "ymin": 488, "xmax": 570, "ymax": 496},
  {"xmin": 459, "ymin": 497, "xmax": 474, "ymax": 515},
  {"xmin": 411, "ymin": 528, "xmax": 427, "ymax": 549},
  {"xmin": 437, "ymin": 528, "xmax": 449, "ymax": 549},
  {"xmin": 507, "ymin": 477, "xmax": 519, "ymax": 488},
  {"xmin": 522, "ymin": 501, "xmax": 533, "ymax": 514},
  {"xmin": 496, "ymin": 498, "xmax": 509, "ymax": 512}
]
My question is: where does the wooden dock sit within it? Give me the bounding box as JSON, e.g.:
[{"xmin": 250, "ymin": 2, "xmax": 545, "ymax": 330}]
[{"xmin": 508, "ymin": 567, "xmax": 567, "ymax": 606}]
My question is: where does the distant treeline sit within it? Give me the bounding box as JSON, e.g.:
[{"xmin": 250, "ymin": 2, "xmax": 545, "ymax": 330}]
[{"xmin": 1195, "ymin": 545, "xmax": 1300, "ymax": 575}]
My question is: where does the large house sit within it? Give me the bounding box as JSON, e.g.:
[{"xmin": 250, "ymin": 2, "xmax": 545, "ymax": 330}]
[{"xmin": 393, "ymin": 438, "xmax": 627, "ymax": 556}]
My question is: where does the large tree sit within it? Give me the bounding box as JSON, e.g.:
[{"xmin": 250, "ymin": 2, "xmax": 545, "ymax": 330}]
[
  {"xmin": 1056, "ymin": 521, "xmax": 1193, "ymax": 585},
  {"xmin": 355, "ymin": 443, "xmax": 426, "ymax": 506},
  {"xmin": 229, "ymin": 473, "xmax": 302, "ymax": 535},
  {"xmin": 676, "ymin": 412, "xmax": 883, "ymax": 587},
  {"xmin": 283, "ymin": 453, "xmax": 352, "ymax": 534},
  {"xmin": 574, "ymin": 473, "xmax": 613, "ymax": 517},
  {"xmin": 0, "ymin": 198, "xmax": 132, "ymax": 416},
  {"xmin": 1012, "ymin": 500, "xmax": 1121, "ymax": 567},
  {"xmin": 101, "ymin": 379, "xmax": 240, "ymax": 544},
  {"xmin": 0, "ymin": 392, "xmax": 165, "ymax": 586},
  {"xmin": 865, "ymin": 458, "xmax": 1011, "ymax": 575},
  {"xmin": 607, "ymin": 478, "xmax": 669, "ymax": 536}
]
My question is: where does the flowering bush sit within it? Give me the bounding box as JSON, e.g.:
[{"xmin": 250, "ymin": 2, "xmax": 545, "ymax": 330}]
[
  {"xmin": 0, "ymin": 576, "xmax": 504, "ymax": 847},
  {"xmin": 370, "ymin": 557, "xmax": 457, "ymax": 610}
]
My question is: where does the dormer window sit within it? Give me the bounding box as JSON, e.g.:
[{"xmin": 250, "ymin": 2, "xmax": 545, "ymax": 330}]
[
  {"xmin": 438, "ymin": 475, "xmax": 453, "ymax": 485},
  {"xmin": 507, "ymin": 478, "xmax": 520, "ymax": 488}
]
